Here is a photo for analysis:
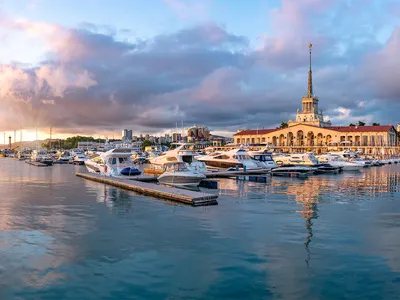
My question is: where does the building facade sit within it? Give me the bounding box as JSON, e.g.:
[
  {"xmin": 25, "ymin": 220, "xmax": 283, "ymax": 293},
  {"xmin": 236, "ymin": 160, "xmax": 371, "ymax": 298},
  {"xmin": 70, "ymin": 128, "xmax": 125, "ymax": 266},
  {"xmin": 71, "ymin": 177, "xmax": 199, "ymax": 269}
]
[
  {"xmin": 187, "ymin": 125, "xmax": 211, "ymax": 142},
  {"xmin": 122, "ymin": 129, "xmax": 133, "ymax": 141},
  {"xmin": 234, "ymin": 44, "xmax": 399, "ymax": 156}
]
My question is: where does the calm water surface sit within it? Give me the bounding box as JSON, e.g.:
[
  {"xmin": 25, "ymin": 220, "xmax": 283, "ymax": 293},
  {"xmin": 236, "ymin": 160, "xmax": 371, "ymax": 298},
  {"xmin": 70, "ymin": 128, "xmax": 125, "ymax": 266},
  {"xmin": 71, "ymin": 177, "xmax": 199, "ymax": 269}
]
[{"xmin": 0, "ymin": 158, "xmax": 399, "ymax": 300}]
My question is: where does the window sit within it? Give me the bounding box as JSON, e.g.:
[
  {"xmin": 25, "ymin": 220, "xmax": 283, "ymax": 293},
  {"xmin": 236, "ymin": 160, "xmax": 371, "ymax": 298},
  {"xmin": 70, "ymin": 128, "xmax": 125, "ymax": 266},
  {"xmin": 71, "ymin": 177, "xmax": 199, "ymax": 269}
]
[
  {"xmin": 108, "ymin": 158, "xmax": 117, "ymax": 165},
  {"xmin": 118, "ymin": 157, "xmax": 128, "ymax": 163},
  {"xmin": 182, "ymin": 156, "xmax": 193, "ymax": 163},
  {"xmin": 215, "ymin": 155, "xmax": 230, "ymax": 160}
]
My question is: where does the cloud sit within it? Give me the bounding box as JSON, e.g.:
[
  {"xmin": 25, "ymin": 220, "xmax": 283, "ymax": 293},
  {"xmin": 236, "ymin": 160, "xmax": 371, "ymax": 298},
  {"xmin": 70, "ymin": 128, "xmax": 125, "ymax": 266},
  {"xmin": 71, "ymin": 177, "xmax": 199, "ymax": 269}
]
[
  {"xmin": 0, "ymin": 1, "xmax": 398, "ymax": 135},
  {"xmin": 362, "ymin": 27, "xmax": 400, "ymax": 100}
]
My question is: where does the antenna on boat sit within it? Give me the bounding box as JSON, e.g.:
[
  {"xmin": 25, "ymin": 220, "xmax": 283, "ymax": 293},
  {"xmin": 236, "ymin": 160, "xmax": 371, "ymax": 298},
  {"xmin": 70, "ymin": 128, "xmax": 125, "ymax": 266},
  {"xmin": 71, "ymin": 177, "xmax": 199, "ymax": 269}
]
[
  {"xmin": 20, "ymin": 127, "xmax": 23, "ymax": 151},
  {"xmin": 181, "ymin": 120, "xmax": 184, "ymax": 142},
  {"xmin": 36, "ymin": 128, "xmax": 38, "ymax": 150}
]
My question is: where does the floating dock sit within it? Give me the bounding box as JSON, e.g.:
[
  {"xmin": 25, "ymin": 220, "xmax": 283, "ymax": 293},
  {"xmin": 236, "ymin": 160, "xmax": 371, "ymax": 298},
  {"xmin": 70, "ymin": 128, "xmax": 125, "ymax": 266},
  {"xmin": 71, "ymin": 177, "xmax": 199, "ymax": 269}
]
[
  {"xmin": 76, "ymin": 173, "xmax": 218, "ymax": 206},
  {"xmin": 25, "ymin": 161, "xmax": 51, "ymax": 167}
]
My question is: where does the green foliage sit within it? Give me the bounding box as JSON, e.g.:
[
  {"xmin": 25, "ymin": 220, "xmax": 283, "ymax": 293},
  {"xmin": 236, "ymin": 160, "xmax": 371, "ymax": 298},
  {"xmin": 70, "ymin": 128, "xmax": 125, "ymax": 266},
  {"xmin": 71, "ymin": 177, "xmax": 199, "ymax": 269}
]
[
  {"xmin": 349, "ymin": 123, "xmax": 355, "ymax": 126},
  {"xmin": 280, "ymin": 122, "xmax": 288, "ymax": 129},
  {"xmin": 142, "ymin": 140, "xmax": 155, "ymax": 151},
  {"xmin": 161, "ymin": 141, "xmax": 171, "ymax": 147},
  {"xmin": 43, "ymin": 136, "xmax": 106, "ymax": 149},
  {"xmin": 357, "ymin": 121, "xmax": 365, "ymax": 126},
  {"xmin": 372, "ymin": 122, "xmax": 380, "ymax": 126}
]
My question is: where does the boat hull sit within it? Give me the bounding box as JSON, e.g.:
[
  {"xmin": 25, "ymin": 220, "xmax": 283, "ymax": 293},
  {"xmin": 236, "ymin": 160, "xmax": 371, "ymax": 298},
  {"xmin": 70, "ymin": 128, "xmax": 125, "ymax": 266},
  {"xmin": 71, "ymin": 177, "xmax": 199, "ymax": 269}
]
[{"xmin": 158, "ymin": 174, "xmax": 204, "ymax": 187}]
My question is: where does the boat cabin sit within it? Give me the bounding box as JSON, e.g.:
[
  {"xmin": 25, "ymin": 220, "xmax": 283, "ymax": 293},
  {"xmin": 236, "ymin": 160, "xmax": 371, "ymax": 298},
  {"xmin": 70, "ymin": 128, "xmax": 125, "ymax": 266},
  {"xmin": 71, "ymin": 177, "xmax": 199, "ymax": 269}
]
[{"xmin": 163, "ymin": 162, "xmax": 189, "ymax": 173}]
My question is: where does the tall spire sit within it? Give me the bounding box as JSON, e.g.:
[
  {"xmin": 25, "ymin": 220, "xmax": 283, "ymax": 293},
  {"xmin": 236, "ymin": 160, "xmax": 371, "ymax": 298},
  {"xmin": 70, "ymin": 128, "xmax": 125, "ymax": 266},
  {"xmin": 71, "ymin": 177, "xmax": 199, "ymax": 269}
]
[{"xmin": 307, "ymin": 43, "xmax": 313, "ymax": 97}]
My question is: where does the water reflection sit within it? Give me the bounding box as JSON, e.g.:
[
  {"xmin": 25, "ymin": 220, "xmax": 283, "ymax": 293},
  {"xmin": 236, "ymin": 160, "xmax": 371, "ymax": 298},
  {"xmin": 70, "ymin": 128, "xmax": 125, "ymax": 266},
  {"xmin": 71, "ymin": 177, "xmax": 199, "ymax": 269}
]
[{"xmin": 0, "ymin": 159, "xmax": 400, "ymax": 299}]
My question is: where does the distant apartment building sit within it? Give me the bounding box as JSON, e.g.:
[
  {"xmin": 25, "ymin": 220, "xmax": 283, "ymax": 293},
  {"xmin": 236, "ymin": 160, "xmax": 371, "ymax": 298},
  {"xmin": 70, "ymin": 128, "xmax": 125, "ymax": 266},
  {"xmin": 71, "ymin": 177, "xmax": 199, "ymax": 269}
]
[
  {"xmin": 187, "ymin": 125, "xmax": 210, "ymax": 142},
  {"xmin": 122, "ymin": 129, "xmax": 133, "ymax": 141},
  {"xmin": 77, "ymin": 141, "xmax": 101, "ymax": 150},
  {"xmin": 172, "ymin": 133, "xmax": 182, "ymax": 142}
]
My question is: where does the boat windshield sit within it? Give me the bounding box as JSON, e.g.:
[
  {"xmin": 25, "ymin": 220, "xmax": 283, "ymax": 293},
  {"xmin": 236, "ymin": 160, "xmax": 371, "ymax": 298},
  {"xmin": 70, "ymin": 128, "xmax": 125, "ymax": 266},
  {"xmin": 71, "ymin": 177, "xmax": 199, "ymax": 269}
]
[
  {"xmin": 253, "ymin": 155, "xmax": 273, "ymax": 162},
  {"xmin": 108, "ymin": 157, "xmax": 130, "ymax": 165},
  {"xmin": 118, "ymin": 157, "xmax": 129, "ymax": 163},
  {"xmin": 181, "ymin": 155, "xmax": 193, "ymax": 163},
  {"xmin": 233, "ymin": 154, "xmax": 251, "ymax": 160},
  {"xmin": 164, "ymin": 162, "xmax": 188, "ymax": 172}
]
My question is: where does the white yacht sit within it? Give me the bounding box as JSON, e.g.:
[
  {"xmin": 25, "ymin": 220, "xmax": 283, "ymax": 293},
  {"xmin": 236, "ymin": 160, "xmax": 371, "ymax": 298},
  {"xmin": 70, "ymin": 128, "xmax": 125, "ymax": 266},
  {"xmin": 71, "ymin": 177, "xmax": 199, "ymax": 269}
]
[
  {"xmin": 247, "ymin": 149, "xmax": 278, "ymax": 170},
  {"xmin": 317, "ymin": 154, "xmax": 363, "ymax": 171},
  {"xmin": 273, "ymin": 152, "xmax": 320, "ymax": 167},
  {"xmin": 150, "ymin": 143, "xmax": 207, "ymax": 173},
  {"xmin": 131, "ymin": 151, "xmax": 147, "ymax": 164},
  {"xmin": 17, "ymin": 149, "xmax": 31, "ymax": 160},
  {"xmin": 270, "ymin": 166, "xmax": 314, "ymax": 178},
  {"xmin": 58, "ymin": 150, "xmax": 73, "ymax": 163},
  {"xmin": 85, "ymin": 148, "xmax": 141, "ymax": 177},
  {"xmin": 31, "ymin": 149, "xmax": 54, "ymax": 166},
  {"xmin": 73, "ymin": 152, "xmax": 86, "ymax": 165},
  {"xmin": 196, "ymin": 147, "xmax": 262, "ymax": 170},
  {"xmin": 157, "ymin": 162, "xmax": 205, "ymax": 187}
]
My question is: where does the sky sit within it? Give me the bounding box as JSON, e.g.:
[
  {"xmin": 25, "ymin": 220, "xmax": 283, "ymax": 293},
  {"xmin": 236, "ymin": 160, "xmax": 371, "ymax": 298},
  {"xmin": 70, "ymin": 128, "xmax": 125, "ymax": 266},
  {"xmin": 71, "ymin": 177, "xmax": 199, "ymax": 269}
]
[{"xmin": 0, "ymin": 0, "xmax": 399, "ymax": 141}]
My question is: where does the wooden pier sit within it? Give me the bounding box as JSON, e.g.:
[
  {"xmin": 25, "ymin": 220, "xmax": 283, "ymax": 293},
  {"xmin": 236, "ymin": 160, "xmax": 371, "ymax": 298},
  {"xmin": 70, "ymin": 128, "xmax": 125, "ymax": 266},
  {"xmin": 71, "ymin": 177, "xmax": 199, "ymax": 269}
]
[
  {"xmin": 76, "ymin": 173, "xmax": 218, "ymax": 206},
  {"xmin": 25, "ymin": 161, "xmax": 51, "ymax": 167}
]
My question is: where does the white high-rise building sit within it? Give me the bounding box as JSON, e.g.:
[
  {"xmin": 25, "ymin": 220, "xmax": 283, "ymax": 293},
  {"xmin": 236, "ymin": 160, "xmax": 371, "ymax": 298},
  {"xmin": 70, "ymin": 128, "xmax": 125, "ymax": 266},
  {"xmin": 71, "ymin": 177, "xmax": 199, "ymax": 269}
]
[{"xmin": 122, "ymin": 129, "xmax": 133, "ymax": 141}]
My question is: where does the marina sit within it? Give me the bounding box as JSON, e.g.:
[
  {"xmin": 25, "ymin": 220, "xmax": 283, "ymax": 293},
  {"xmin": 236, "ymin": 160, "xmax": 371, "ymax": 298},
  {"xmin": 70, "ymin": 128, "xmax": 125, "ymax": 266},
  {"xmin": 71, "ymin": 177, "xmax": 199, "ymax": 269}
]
[
  {"xmin": 76, "ymin": 172, "xmax": 218, "ymax": 206},
  {"xmin": 0, "ymin": 156, "xmax": 399, "ymax": 299},
  {"xmin": 0, "ymin": 4, "xmax": 398, "ymax": 298}
]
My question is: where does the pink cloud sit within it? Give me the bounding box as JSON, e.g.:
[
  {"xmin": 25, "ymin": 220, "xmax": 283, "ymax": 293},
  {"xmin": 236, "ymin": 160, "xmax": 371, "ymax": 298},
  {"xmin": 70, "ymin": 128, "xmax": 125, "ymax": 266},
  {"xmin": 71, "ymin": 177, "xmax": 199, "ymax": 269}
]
[
  {"xmin": 255, "ymin": 0, "xmax": 334, "ymax": 69},
  {"xmin": 362, "ymin": 27, "xmax": 400, "ymax": 99},
  {"xmin": 191, "ymin": 67, "xmax": 244, "ymax": 103}
]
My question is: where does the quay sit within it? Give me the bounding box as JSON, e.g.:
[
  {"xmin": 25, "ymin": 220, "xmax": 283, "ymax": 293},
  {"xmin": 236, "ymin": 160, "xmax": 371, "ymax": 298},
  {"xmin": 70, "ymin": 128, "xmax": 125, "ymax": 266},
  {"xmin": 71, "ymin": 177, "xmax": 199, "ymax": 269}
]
[
  {"xmin": 76, "ymin": 173, "xmax": 218, "ymax": 206},
  {"xmin": 25, "ymin": 160, "xmax": 50, "ymax": 167}
]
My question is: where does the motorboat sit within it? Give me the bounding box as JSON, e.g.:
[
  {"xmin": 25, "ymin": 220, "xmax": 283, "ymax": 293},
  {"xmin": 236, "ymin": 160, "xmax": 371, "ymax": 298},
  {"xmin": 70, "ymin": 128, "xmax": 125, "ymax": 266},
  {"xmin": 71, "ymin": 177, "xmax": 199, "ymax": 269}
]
[
  {"xmin": 313, "ymin": 163, "xmax": 340, "ymax": 174},
  {"xmin": 73, "ymin": 152, "xmax": 86, "ymax": 165},
  {"xmin": 247, "ymin": 149, "xmax": 278, "ymax": 170},
  {"xmin": 273, "ymin": 152, "xmax": 320, "ymax": 167},
  {"xmin": 196, "ymin": 147, "xmax": 263, "ymax": 170},
  {"xmin": 371, "ymin": 159, "xmax": 384, "ymax": 166},
  {"xmin": 131, "ymin": 151, "xmax": 147, "ymax": 164},
  {"xmin": 85, "ymin": 148, "xmax": 141, "ymax": 177},
  {"xmin": 317, "ymin": 154, "xmax": 363, "ymax": 171},
  {"xmin": 157, "ymin": 162, "xmax": 205, "ymax": 187},
  {"xmin": 349, "ymin": 157, "xmax": 371, "ymax": 168},
  {"xmin": 151, "ymin": 143, "xmax": 207, "ymax": 173},
  {"xmin": 58, "ymin": 150, "xmax": 73, "ymax": 163},
  {"xmin": 270, "ymin": 166, "xmax": 314, "ymax": 178},
  {"xmin": 16, "ymin": 149, "xmax": 31, "ymax": 161},
  {"xmin": 31, "ymin": 149, "xmax": 54, "ymax": 166}
]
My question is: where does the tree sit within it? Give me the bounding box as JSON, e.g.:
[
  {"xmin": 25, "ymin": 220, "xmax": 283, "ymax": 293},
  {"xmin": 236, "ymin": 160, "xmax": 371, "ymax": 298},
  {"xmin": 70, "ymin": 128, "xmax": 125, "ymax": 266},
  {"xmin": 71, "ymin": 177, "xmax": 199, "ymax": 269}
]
[
  {"xmin": 349, "ymin": 123, "xmax": 355, "ymax": 126},
  {"xmin": 142, "ymin": 140, "xmax": 154, "ymax": 151},
  {"xmin": 280, "ymin": 121, "xmax": 288, "ymax": 129},
  {"xmin": 372, "ymin": 122, "xmax": 380, "ymax": 126},
  {"xmin": 357, "ymin": 121, "xmax": 365, "ymax": 126}
]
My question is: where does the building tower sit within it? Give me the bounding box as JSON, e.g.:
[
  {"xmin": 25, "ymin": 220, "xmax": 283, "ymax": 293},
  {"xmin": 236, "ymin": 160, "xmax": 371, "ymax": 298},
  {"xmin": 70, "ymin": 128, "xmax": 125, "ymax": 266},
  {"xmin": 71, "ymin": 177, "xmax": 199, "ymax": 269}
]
[{"xmin": 289, "ymin": 43, "xmax": 331, "ymax": 127}]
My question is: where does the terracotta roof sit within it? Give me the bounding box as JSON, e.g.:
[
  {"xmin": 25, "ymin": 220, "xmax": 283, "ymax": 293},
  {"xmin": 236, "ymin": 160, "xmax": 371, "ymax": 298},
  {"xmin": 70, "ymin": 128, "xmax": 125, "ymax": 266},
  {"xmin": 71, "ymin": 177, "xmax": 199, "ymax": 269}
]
[
  {"xmin": 234, "ymin": 129, "xmax": 278, "ymax": 136},
  {"xmin": 234, "ymin": 125, "xmax": 395, "ymax": 136},
  {"xmin": 328, "ymin": 125, "xmax": 394, "ymax": 133}
]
